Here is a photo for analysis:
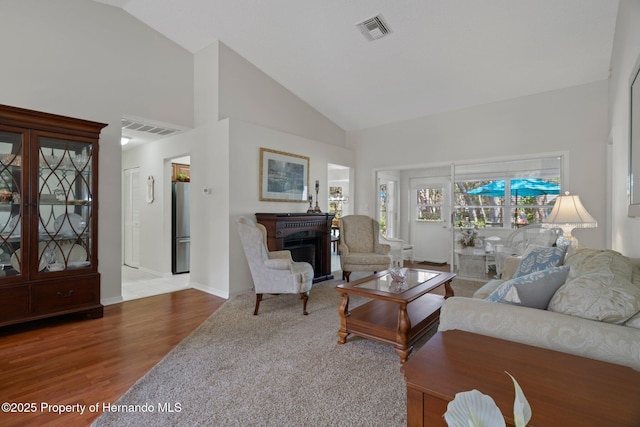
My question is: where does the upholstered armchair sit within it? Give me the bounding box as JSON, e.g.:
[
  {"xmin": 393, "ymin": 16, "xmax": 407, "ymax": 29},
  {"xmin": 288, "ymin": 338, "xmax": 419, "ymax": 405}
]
[
  {"xmin": 237, "ymin": 217, "xmax": 314, "ymax": 315},
  {"xmin": 339, "ymin": 215, "xmax": 392, "ymax": 282}
]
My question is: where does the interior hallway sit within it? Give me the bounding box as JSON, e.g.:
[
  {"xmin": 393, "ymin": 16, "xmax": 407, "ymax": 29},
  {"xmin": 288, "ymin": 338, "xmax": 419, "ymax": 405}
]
[{"xmin": 121, "ymin": 266, "xmax": 190, "ymax": 301}]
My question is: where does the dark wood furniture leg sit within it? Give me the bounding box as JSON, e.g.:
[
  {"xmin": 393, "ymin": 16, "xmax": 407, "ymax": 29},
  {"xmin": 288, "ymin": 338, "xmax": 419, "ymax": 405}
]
[
  {"xmin": 300, "ymin": 292, "xmax": 309, "ymax": 315},
  {"xmin": 336, "ymin": 292, "xmax": 350, "ymax": 344},
  {"xmin": 253, "ymin": 293, "xmax": 263, "ymax": 315},
  {"xmin": 394, "ymin": 303, "xmax": 412, "ymax": 363},
  {"xmin": 443, "ymin": 279, "xmax": 454, "ymax": 298}
]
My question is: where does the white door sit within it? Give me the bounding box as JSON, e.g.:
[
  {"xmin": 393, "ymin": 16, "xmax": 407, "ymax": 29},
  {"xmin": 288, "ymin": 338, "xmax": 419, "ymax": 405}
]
[
  {"xmin": 123, "ymin": 168, "xmax": 141, "ymax": 268},
  {"xmin": 409, "ymin": 178, "xmax": 451, "ymax": 264}
]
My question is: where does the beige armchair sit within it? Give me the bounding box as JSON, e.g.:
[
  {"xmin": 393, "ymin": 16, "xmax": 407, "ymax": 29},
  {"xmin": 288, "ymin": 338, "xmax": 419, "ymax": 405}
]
[
  {"xmin": 339, "ymin": 215, "xmax": 392, "ymax": 282},
  {"xmin": 237, "ymin": 217, "xmax": 314, "ymax": 315}
]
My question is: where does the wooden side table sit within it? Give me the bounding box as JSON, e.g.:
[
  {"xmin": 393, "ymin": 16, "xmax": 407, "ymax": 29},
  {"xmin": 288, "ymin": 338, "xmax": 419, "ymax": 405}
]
[{"xmin": 402, "ymin": 330, "xmax": 640, "ymax": 427}]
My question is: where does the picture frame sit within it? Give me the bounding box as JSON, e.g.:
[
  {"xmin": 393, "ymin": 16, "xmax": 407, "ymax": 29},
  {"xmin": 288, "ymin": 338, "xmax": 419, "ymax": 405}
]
[{"xmin": 260, "ymin": 148, "xmax": 309, "ymax": 202}]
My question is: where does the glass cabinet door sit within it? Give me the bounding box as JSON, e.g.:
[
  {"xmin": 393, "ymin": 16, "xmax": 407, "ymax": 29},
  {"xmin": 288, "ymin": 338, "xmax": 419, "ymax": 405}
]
[
  {"xmin": 0, "ymin": 130, "xmax": 25, "ymax": 280},
  {"xmin": 37, "ymin": 135, "xmax": 93, "ymax": 274}
]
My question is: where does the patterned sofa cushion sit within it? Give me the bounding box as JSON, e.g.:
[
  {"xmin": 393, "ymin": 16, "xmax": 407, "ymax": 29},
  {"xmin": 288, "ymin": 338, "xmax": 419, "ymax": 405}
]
[
  {"xmin": 507, "ymin": 266, "xmax": 571, "ymax": 309},
  {"xmin": 486, "ymin": 266, "xmax": 569, "ymax": 307},
  {"xmin": 513, "ymin": 245, "xmax": 567, "ymax": 278},
  {"xmin": 549, "ymin": 249, "xmax": 640, "ymax": 324},
  {"xmin": 625, "ymin": 311, "xmax": 640, "ymax": 329}
]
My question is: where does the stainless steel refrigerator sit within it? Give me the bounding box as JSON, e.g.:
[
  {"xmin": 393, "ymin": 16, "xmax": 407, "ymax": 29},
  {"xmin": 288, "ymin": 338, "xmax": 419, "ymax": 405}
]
[{"xmin": 172, "ymin": 182, "xmax": 190, "ymax": 274}]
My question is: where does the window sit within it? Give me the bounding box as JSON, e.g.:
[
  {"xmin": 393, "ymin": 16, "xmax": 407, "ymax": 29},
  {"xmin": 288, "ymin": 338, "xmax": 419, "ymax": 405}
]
[
  {"xmin": 453, "ymin": 157, "xmax": 562, "ymax": 228},
  {"xmin": 416, "ymin": 186, "xmax": 443, "ymax": 222}
]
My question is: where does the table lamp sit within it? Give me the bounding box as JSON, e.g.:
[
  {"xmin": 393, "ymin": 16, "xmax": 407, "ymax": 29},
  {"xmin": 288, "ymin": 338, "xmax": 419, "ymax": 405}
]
[{"xmin": 543, "ymin": 192, "xmax": 597, "ymax": 248}]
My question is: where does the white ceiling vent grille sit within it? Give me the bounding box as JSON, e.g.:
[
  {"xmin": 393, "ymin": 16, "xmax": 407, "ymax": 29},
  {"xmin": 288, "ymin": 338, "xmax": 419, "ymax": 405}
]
[
  {"xmin": 121, "ymin": 118, "xmax": 180, "ymax": 137},
  {"xmin": 357, "ymin": 15, "xmax": 391, "ymax": 41}
]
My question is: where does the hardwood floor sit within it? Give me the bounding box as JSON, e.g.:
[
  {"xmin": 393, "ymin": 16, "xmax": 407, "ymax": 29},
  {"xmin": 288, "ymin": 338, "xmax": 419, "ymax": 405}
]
[{"xmin": 0, "ymin": 289, "xmax": 225, "ymax": 427}]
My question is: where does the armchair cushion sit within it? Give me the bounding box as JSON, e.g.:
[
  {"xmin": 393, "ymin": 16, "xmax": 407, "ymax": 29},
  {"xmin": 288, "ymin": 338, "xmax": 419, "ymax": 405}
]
[
  {"xmin": 340, "ymin": 252, "xmax": 390, "ymax": 266},
  {"xmin": 264, "ymin": 258, "xmax": 292, "ymax": 270}
]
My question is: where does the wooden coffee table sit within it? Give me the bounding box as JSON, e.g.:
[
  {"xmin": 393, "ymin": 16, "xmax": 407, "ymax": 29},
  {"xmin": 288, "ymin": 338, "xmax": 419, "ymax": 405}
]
[
  {"xmin": 336, "ymin": 269, "xmax": 455, "ymax": 363},
  {"xmin": 402, "ymin": 330, "xmax": 640, "ymax": 426}
]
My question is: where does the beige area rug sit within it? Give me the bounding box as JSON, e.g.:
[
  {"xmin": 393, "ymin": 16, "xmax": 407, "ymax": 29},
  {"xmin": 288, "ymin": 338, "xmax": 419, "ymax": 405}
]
[{"xmin": 92, "ymin": 276, "xmax": 481, "ymax": 427}]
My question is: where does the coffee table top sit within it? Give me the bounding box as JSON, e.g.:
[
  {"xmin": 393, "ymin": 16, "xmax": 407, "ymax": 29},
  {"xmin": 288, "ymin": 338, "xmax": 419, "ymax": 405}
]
[{"xmin": 337, "ymin": 268, "xmax": 456, "ymax": 303}]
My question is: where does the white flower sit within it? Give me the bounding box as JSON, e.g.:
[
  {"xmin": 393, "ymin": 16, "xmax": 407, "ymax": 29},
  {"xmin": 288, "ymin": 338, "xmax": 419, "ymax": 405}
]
[{"xmin": 444, "ymin": 373, "xmax": 531, "ymax": 427}]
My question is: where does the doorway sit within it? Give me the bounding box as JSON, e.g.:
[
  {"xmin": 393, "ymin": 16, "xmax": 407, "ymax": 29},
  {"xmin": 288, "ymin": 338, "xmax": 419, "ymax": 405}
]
[
  {"xmin": 328, "ymin": 163, "xmax": 352, "ymax": 272},
  {"xmin": 123, "ymin": 167, "xmax": 141, "ymax": 268},
  {"xmin": 171, "ymin": 156, "xmax": 191, "ymax": 274}
]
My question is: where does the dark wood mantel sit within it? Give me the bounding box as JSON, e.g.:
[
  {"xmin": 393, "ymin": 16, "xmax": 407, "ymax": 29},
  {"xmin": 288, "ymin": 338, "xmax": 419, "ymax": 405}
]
[{"xmin": 256, "ymin": 213, "xmax": 335, "ymax": 283}]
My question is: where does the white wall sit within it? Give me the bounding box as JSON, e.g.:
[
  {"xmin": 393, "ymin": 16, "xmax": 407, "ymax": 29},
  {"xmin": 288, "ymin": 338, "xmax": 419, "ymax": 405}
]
[
  {"xmin": 608, "ymin": 0, "xmax": 640, "ymax": 258},
  {"xmin": 228, "ymin": 119, "xmax": 355, "ymax": 295},
  {"xmin": 218, "ymin": 43, "xmax": 345, "ymax": 147},
  {"xmin": 0, "ymin": 0, "xmax": 194, "ymax": 304},
  {"xmin": 122, "ymin": 37, "xmax": 352, "ymax": 299},
  {"xmin": 121, "ymin": 43, "xmax": 231, "ymax": 298},
  {"xmin": 216, "ymin": 40, "xmax": 353, "ymax": 296},
  {"xmin": 347, "ymin": 81, "xmax": 609, "ymax": 250}
]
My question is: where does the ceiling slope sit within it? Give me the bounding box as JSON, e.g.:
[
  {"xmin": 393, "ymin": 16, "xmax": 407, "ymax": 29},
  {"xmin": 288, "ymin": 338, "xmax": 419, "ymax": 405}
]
[{"xmin": 93, "ymin": 0, "xmax": 619, "ymax": 131}]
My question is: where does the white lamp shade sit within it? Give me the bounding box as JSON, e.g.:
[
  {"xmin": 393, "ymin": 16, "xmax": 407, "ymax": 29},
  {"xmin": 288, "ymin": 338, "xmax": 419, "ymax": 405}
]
[{"xmin": 544, "ymin": 193, "xmax": 597, "ymax": 229}]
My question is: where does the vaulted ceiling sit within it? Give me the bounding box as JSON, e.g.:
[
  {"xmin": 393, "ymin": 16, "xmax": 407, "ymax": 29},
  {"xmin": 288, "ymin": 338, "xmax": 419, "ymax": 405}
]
[{"xmin": 94, "ymin": 0, "xmax": 619, "ymax": 132}]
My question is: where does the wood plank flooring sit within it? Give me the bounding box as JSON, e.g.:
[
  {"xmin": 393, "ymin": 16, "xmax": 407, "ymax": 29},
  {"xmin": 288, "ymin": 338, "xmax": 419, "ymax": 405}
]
[{"xmin": 0, "ymin": 289, "xmax": 225, "ymax": 427}]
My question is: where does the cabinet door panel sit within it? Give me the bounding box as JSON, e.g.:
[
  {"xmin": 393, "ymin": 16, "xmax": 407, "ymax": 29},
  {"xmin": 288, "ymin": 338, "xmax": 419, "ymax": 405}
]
[
  {"xmin": 0, "ymin": 285, "xmax": 29, "ymax": 321},
  {"xmin": 0, "ymin": 128, "xmax": 27, "ymax": 281},
  {"xmin": 35, "ymin": 135, "xmax": 94, "ymax": 276}
]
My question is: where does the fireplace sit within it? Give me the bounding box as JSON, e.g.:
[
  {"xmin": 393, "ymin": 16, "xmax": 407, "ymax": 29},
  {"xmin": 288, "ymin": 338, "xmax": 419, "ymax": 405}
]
[
  {"xmin": 283, "ymin": 231, "xmax": 321, "ymax": 273},
  {"xmin": 255, "ymin": 213, "xmax": 335, "ymax": 283}
]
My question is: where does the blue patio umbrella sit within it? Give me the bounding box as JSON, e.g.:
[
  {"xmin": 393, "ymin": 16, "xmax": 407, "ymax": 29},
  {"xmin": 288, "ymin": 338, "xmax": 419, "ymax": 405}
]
[
  {"xmin": 468, "ymin": 179, "xmax": 560, "ymax": 223},
  {"xmin": 468, "ymin": 179, "xmax": 560, "ymax": 197}
]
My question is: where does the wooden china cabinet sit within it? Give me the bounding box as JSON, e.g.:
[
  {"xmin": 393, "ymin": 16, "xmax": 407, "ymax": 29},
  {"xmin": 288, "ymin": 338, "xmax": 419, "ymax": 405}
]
[{"xmin": 0, "ymin": 105, "xmax": 106, "ymax": 327}]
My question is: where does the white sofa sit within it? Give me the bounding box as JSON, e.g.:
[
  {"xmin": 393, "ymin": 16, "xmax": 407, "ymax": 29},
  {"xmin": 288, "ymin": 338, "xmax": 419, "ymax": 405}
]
[{"xmin": 439, "ymin": 248, "xmax": 640, "ymax": 371}]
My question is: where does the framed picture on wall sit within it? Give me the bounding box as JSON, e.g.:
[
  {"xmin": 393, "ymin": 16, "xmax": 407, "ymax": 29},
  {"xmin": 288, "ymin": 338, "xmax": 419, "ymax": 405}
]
[{"xmin": 259, "ymin": 148, "xmax": 309, "ymax": 202}]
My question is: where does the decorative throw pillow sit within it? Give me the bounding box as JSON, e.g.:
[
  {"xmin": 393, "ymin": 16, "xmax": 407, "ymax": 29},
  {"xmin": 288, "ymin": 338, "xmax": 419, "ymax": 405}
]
[
  {"xmin": 514, "ymin": 245, "xmax": 567, "ymax": 278},
  {"xmin": 548, "ymin": 271, "xmax": 640, "ymax": 324},
  {"xmin": 506, "ymin": 266, "xmax": 570, "ymax": 309},
  {"xmin": 549, "ymin": 249, "xmax": 640, "ymax": 324},
  {"xmin": 486, "ymin": 266, "xmax": 570, "ymax": 306}
]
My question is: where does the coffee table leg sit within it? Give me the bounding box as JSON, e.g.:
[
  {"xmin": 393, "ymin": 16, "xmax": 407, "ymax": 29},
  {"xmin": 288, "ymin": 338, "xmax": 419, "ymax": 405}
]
[
  {"xmin": 444, "ymin": 279, "xmax": 454, "ymax": 298},
  {"xmin": 337, "ymin": 292, "xmax": 350, "ymax": 344},
  {"xmin": 395, "ymin": 304, "xmax": 412, "ymax": 363}
]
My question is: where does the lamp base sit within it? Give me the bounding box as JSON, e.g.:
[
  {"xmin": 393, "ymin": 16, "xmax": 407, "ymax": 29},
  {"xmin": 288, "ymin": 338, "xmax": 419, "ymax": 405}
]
[{"xmin": 556, "ymin": 234, "xmax": 578, "ymax": 251}]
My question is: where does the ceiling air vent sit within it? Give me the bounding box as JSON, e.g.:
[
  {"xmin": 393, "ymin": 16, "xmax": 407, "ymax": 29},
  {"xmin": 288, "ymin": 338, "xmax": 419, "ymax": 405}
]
[
  {"xmin": 121, "ymin": 118, "xmax": 180, "ymax": 137},
  {"xmin": 357, "ymin": 14, "xmax": 391, "ymax": 41}
]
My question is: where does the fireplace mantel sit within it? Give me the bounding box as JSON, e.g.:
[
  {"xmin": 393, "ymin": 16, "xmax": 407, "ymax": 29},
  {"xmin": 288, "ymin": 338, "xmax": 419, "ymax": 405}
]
[{"xmin": 255, "ymin": 213, "xmax": 335, "ymax": 283}]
